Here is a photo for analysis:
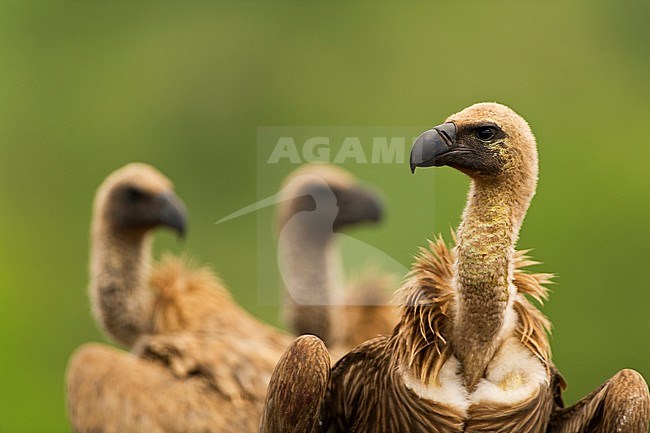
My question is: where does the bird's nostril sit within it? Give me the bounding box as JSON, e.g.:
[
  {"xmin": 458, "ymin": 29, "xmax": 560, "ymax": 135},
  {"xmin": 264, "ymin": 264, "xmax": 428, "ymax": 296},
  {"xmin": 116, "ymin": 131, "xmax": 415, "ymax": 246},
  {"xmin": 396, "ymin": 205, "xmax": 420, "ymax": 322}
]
[
  {"xmin": 438, "ymin": 130, "xmax": 453, "ymax": 146},
  {"xmin": 434, "ymin": 122, "xmax": 457, "ymax": 147}
]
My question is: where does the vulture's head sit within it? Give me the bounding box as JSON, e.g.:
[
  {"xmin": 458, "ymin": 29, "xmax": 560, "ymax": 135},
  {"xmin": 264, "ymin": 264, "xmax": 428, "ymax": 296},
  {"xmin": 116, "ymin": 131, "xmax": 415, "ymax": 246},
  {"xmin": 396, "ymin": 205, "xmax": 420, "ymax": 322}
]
[
  {"xmin": 410, "ymin": 102, "xmax": 538, "ymax": 184},
  {"xmin": 277, "ymin": 164, "xmax": 383, "ymax": 232},
  {"xmin": 94, "ymin": 163, "xmax": 187, "ymax": 237}
]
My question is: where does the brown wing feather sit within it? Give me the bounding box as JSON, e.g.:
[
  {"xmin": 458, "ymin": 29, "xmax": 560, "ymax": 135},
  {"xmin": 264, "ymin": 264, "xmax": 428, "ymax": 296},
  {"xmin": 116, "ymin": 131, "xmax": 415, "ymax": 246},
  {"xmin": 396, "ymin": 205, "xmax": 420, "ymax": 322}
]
[
  {"xmin": 260, "ymin": 335, "xmax": 331, "ymax": 433},
  {"xmin": 549, "ymin": 369, "xmax": 650, "ymax": 433}
]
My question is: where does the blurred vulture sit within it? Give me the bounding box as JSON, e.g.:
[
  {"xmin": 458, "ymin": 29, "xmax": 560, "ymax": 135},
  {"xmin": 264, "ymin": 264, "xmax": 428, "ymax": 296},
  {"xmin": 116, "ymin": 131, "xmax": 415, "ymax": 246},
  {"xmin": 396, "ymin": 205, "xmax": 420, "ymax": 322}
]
[
  {"xmin": 66, "ymin": 163, "xmax": 290, "ymax": 433},
  {"xmin": 260, "ymin": 103, "xmax": 650, "ymax": 433},
  {"xmin": 276, "ymin": 164, "xmax": 397, "ymax": 359},
  {"xmin": 66, "ymin": 163, "xmax": 397, "ymax": 433}
]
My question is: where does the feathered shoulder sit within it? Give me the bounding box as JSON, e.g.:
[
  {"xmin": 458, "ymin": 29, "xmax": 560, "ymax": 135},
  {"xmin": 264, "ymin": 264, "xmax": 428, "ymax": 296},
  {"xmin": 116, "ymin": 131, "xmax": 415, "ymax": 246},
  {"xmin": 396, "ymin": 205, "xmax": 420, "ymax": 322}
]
[
  {"xmin": 149, "ymin": 254, "xmax": 232, "ymax": 333},
  {"xmin": 393, "ymin": 235, "xmax": 554, "ymax": 385},
  {"xmin": 149, "ymin": 255, "xmax": 288, "ymax": 345},
  {"xmin": 139, "ymin": 255, "xmax": 291, "ymax": 402}
]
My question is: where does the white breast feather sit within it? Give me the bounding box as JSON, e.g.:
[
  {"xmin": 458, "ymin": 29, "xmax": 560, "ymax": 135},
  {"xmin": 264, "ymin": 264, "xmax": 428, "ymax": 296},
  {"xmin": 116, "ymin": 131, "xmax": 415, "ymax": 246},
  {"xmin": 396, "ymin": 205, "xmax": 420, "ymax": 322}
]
[
  {"xmin": 400, "ymin": 355, "xmax": 470, "ymax": 417},
  {"xmin": 470, "ymin": 337, "xmax": 548, "ymax": 406},
  {"xmin": 400, "ymin": 337, "xmax": 548, "ymax": 415}
]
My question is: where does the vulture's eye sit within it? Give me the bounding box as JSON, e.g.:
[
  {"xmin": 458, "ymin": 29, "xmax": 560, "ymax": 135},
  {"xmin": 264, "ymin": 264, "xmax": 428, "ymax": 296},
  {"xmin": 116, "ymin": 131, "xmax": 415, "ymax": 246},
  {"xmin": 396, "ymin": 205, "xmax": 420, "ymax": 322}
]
[
  {"xmin": 475, "ymin": 127, "xmax": 496, "ymax": 141},
  {"xmin": 125, "ymin": 186, "xmax": 146, "ymax": 202}
]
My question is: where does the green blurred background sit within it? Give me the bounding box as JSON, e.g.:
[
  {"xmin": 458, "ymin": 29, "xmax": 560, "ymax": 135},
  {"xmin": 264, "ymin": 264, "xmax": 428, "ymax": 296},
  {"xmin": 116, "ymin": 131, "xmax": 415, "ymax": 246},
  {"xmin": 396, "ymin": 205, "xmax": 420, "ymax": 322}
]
[{"xmin": 1, "ymin": 1, "xmax": 649, "ymax": 431}]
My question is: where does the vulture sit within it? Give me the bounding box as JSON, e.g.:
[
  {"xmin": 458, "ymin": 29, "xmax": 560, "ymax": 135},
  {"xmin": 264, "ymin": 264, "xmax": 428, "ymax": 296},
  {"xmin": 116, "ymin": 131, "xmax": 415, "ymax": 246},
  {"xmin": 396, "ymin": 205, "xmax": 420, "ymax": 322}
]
[
  {"xmin": 260, "ymin": 103, "xmax": 650, "ymax": 433},
  {"xmin": 66, "ymin": 163, "xmax": 291, "ymax": 433},
  {"xmin": 66, "ymin": 163, "xmax": 396, "ymax": 433},
  {"xmin": 276, "ymin": 164, "xmax": 398, "ymax": 358}
]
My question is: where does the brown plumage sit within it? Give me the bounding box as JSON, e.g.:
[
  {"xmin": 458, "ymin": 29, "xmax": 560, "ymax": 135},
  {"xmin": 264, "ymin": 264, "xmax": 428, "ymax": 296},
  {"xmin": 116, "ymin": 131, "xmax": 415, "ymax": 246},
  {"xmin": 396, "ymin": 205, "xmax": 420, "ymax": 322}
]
[
  {"xmin": 549, "ymin": 368, "xmax": 650, "ymax": 432},
  {"xmin": 66, "ymin": 163, "xmax": 292, "ymax": 433},
  {"xmin": 260, "ymin": 336, "xmax": 331, "ymax": 433},
  {"xmin": 323, "ymin": 240, "xmax": 559, "ymax": 433},
  {"xmin": 260, "ymin": 103, "xmax": 650, "ymax": 433},
  {"xmin": 276, "ymin": 164, "xmax": 398, "ymax": 358}
]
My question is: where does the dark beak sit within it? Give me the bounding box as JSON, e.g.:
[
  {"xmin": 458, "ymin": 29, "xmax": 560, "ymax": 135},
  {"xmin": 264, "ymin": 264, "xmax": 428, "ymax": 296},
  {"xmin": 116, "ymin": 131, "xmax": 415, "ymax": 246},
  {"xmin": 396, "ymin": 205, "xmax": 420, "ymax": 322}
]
[
  {"xmin": 410, "ymin": 122, "xmax": 457, "ymax": 173},
  {"xmin": 333, "ymin": 185, "xmax": 383, "ymax": 229},
  {"xmin": 156, "ymin": 192, "xmax": 188, "ymax": 237}
]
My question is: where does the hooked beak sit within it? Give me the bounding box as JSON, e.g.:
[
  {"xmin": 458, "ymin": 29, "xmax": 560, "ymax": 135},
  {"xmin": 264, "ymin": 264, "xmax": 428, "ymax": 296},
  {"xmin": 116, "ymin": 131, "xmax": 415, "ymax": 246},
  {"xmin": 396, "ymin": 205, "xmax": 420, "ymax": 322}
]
[
  {"xmin": 410, "ymin": 122, "xmax": 457, "ymax": 173},
  {"xmin": 156, "ymin": 192, "xmax": 188, "ymax": 238},
  {"xmin": 332, "ymin": 184, "xmax": 383, "ymax": 230}
]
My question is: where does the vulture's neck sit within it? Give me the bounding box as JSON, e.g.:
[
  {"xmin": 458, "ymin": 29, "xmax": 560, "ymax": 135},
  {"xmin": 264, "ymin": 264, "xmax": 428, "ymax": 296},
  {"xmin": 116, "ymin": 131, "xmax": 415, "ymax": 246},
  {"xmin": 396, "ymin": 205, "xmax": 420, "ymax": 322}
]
[
  {"xmin": 452, "ymin": 176, "xmax": 534, "ymax": 390},
  {"xmin": 90, "ymin": 224, "xmax": 153, "ymax": 347},
  {"xmin": 280, "ymin": 219, "xmax": 340, "ymax": 343}
]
